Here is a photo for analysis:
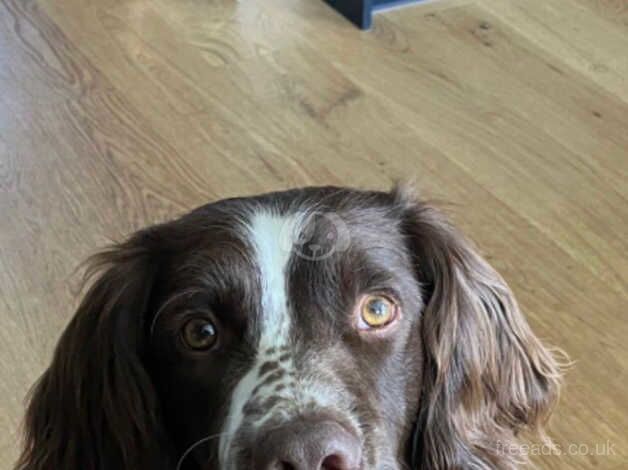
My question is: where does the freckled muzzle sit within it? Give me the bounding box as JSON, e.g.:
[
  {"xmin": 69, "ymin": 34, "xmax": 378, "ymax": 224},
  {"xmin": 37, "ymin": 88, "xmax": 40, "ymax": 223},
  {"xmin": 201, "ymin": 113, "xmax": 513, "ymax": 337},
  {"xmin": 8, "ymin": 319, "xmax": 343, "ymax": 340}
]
[{"xmin": 221, "ymin": 346, "xmax": 372, "ymax": 470}]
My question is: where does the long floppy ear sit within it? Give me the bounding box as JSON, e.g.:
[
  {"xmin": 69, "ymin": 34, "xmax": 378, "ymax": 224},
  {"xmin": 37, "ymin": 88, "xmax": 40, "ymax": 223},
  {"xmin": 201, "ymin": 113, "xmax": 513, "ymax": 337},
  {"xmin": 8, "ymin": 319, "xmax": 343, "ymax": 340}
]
[
  {"xmin": 397, "ymin": 188, "xmax": 565, "ymax": 470},
  {"xmin": 16, "ymin": 230, "xmax": 173, "ymax": 470}
]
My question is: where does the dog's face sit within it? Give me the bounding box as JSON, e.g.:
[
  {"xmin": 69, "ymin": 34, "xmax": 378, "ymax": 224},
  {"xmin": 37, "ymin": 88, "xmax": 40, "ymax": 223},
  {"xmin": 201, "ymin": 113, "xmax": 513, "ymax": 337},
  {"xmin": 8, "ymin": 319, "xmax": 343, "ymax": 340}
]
[
  {"xmin": 17, "ymin": 186, "xmax": 563, "ymax": 470},
  {"xmin": 148, "ymin": 188, "xmax": 424, "ymax": 469}
]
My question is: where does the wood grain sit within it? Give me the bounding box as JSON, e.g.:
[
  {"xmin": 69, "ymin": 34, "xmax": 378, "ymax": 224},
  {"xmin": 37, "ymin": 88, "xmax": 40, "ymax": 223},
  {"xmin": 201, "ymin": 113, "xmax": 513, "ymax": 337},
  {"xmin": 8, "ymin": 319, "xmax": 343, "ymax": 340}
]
[{"xmin": 1, "ymin": 0, "xmax": 626, "ymax": 468}]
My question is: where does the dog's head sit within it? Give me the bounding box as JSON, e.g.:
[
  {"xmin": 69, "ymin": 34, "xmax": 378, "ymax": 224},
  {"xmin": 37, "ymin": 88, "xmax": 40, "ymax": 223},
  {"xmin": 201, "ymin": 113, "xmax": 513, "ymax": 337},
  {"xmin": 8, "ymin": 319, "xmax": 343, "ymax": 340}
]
[{"xmin": 16, "ymin": 186, "xmax": 563, "ymax": 470}]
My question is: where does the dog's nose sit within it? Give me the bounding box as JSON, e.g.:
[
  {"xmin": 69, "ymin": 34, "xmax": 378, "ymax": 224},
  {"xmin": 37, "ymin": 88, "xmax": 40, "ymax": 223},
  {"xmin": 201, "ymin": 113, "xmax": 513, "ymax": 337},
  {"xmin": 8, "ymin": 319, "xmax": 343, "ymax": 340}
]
[{"xmin": 253, "ymin": 419, "xmax": 361, "ymax": 470}]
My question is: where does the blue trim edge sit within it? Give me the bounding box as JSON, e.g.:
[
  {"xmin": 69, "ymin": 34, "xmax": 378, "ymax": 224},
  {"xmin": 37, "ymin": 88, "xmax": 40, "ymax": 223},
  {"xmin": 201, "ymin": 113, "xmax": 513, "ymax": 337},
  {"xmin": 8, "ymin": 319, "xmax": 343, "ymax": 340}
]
[
  {"xmin": 324, "ymin": 0, "xmax": 372, "ymax": 29},
  {"xmin": 324, "ymin": 0, "xmax": 422, "ymax": 29}
]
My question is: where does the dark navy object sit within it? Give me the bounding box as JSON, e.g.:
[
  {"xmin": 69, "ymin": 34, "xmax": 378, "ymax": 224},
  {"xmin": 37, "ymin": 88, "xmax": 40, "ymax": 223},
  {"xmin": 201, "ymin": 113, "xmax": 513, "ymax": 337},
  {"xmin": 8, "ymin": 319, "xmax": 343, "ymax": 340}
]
[{"xmin": 324, "ymin": 0, "xmax": 424, "ymax": 29}]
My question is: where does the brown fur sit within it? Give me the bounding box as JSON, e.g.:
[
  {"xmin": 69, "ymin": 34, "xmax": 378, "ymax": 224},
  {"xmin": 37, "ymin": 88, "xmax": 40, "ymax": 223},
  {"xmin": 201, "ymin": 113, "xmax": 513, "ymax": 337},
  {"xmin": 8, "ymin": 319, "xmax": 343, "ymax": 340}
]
[{"xmin": 397, "ymin": 186, "xmax": 565, "ymax": 469}]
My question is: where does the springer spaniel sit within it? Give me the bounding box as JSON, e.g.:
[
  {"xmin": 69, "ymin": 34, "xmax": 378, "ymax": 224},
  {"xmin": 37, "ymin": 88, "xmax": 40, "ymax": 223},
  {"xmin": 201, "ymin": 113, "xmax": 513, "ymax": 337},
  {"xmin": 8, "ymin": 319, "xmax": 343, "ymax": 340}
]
[{"xmin": 16, "ymin": 185, "xmax": 563, "ymax": 470}]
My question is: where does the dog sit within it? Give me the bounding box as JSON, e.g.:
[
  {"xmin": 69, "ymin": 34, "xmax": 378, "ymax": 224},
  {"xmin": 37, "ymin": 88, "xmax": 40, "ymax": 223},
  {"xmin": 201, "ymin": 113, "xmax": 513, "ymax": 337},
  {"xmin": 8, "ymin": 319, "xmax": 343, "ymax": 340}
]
[{"xmin": 16, "ymin": 185, "xmax": 563, "ymax": 470}]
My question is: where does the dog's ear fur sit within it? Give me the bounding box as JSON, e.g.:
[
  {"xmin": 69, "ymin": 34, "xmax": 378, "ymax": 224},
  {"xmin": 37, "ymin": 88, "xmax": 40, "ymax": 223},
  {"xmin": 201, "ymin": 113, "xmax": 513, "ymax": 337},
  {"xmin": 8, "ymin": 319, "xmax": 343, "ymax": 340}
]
[
  {"xmin": 15, "ymin": 229, "xmax": 173, "ymax": 470},
  {"xmin": 395, "ymin": 186, "xmax": 564, "ymax": 470}
]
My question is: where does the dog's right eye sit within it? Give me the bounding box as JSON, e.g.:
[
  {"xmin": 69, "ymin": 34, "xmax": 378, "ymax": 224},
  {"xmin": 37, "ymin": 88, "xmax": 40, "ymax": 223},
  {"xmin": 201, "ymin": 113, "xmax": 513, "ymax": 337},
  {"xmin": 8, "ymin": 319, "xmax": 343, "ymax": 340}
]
[{"xmin": 181, "ymin": 317, "xmax": 218, "ymax": 351}]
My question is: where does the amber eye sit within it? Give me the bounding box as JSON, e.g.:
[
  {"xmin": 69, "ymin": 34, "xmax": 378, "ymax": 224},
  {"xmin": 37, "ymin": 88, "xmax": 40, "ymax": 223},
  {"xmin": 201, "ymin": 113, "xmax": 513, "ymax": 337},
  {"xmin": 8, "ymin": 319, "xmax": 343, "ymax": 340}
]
[
  {"xmin": 358, "ymin": 295, "xmax": 398, "ymax": 329},
  {"xmin": 181, "ymin": 317, "xmax": 218, "ymax": 351}
]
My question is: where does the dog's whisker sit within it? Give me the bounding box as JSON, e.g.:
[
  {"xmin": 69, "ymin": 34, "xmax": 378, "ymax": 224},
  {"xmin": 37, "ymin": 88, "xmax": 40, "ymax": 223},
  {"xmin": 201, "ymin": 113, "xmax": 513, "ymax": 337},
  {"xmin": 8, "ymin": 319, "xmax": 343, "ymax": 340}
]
[{"xmin": 176, "ymin": 431, "xmax": 232, "ymax": 470}]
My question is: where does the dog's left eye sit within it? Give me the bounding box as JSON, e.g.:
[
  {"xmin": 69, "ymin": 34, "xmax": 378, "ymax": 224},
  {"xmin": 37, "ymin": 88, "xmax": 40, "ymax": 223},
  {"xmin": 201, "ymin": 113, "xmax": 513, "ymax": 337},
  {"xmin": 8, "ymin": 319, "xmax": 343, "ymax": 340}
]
[{"xmin": 358, "ymin": 294, "xmax": 399, "ymax": 330}]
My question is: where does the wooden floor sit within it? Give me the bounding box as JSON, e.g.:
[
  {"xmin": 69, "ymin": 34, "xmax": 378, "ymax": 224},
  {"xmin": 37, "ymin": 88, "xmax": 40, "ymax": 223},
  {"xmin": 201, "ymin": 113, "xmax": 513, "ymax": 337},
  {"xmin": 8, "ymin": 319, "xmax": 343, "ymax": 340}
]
[{"xmin": 1, "ymin": 0, "xmax": 627, "ymax": 468}]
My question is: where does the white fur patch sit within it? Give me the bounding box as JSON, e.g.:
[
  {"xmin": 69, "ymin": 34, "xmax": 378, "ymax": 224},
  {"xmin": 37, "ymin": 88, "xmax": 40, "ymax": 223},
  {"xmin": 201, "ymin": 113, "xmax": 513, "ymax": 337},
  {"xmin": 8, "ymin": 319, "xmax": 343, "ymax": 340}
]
[{"xmin": 218, "ymin": 209, "xmax": 302, "ymax": 465}]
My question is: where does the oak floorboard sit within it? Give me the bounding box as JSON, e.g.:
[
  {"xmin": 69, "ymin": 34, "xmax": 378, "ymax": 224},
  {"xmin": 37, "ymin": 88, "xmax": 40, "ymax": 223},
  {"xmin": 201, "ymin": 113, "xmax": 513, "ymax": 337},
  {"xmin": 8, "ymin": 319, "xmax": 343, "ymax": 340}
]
[{"xmin": 1, "ymin": 0, "xmax": 626, "ymax": 468}]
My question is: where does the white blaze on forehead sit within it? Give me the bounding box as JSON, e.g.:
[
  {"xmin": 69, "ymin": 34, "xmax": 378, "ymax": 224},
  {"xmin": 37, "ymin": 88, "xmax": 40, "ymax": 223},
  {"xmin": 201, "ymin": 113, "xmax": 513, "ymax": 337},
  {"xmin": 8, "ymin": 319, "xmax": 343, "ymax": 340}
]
[
  {"xmin": 219, "ymin": 209, "xmax": 301, "ymax": 465},
  {"xmin": 250, "ymin": 210, "xmax": 298, "ymax": 347}
]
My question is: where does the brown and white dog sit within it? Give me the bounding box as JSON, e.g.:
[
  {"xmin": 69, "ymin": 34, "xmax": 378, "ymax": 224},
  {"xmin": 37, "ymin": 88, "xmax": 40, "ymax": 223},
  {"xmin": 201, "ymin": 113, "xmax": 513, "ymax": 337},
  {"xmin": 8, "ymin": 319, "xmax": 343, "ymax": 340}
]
[{"xmin": 16, "ymin": 185, "xmax": 563, "ymax": 470}]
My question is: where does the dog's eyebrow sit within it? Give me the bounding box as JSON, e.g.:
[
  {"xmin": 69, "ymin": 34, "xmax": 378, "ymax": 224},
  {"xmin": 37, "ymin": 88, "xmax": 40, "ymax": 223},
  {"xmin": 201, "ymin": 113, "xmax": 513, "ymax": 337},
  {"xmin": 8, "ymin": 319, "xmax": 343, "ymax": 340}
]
[
  {"xmin": 149, "ymin": 288, "xmax": 207, "ymax": 335},
  {"xmin": 362, "ymin": 286, "xmax": 404, "ymax": 303}
]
